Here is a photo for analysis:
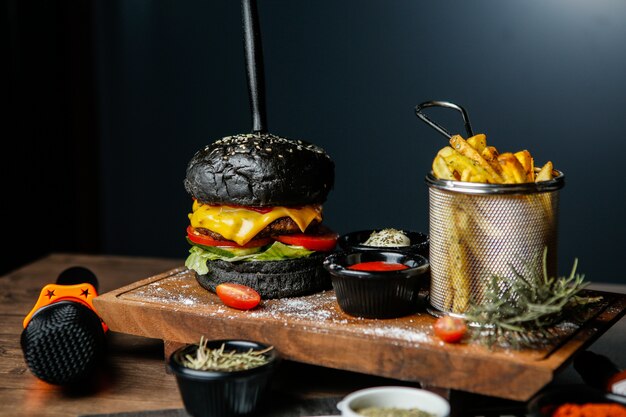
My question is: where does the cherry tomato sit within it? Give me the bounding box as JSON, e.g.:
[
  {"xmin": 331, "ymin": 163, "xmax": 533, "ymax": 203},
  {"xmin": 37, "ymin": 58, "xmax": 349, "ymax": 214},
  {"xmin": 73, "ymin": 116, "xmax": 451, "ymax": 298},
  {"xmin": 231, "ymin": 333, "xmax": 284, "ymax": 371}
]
[
  {"xmin": 348, "ymin": 261, "xmax": 409, "ymax": 272},
  {"xmin": 187, "ymin": 226, "xmax": 272, "ymax": 248},
  {"xmin": 276, "ymin": 232, "xmax": 338, "ymax": 252},
  {"xmin": 433, "ymin": 316, "xmax": 467, "ymax": 343},
  {"xmin": 215, "ymin": 283, "xmax": 261, "ymax": 310}
]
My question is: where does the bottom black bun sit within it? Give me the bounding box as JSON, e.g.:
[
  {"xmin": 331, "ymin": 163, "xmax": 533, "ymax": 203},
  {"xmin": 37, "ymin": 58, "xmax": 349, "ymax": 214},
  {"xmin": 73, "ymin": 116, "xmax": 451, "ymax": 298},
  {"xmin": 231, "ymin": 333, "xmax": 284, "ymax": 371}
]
[{"xmin": 196, "ymin": 254, "xmax": 332, "ymax": 299}]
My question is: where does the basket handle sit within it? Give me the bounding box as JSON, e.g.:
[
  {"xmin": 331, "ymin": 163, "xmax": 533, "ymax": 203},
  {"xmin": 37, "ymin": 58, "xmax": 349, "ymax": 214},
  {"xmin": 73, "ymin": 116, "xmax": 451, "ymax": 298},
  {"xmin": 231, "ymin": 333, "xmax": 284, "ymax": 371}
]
[{"xmin": 414, "ymin": 101, "xmax": 474, "ymax": 139}]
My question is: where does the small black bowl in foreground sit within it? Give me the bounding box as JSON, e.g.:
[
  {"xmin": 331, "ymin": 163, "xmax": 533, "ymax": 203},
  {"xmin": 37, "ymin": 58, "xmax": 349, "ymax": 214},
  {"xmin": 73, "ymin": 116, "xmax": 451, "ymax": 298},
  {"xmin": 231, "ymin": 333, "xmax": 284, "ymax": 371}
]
[
  {"xmin": 527, "ymin": 385, "xmax": 626, "ymax": 417},
  {"xmin": 338, "ymin": 229, "xmax": 429, "ymax": 258},
  {"xmin": 169, "ymin": 340, "xmax": 279, "ymax": 417},
  {"xmin": 323, "ymin": 251, "xmax": 430, "ymax": 319}
]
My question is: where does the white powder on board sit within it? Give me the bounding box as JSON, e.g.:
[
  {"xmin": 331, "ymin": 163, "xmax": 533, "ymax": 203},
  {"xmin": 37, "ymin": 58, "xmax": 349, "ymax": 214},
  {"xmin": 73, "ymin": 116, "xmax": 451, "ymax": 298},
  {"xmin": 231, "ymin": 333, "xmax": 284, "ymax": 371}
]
[
  {"xmin": 247, "ymin": 292, "xmax": 434, "ymax": 344},
  {"xmin": 130, "ymin": 272, "xmax": 203, "ymax": 307},
  {"xmin": 359, "ymin": 325, "xmax": 431, "ymax": 344},
  {"xmin": 249, "ymin": 293, "xmax": 338, "ymax": 322},
  {"xmin": 128, "ymin": 274, "xmax": 435, "ymax": 345}
]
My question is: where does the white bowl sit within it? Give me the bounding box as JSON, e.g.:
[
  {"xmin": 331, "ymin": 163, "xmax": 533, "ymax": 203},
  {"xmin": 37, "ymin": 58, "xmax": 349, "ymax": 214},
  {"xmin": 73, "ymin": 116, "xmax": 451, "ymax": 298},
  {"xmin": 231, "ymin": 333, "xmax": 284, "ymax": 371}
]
[{"xmin": 337, "ymin": 386, "xmax": 450, "ymax": 417}]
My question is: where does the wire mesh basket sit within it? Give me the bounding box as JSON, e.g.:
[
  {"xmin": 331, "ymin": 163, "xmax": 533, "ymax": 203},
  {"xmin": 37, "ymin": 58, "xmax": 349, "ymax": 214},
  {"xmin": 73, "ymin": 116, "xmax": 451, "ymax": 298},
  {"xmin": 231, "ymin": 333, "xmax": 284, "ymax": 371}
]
[{"xmin": 426, "ymin": 172, "xmax": 565, "ymax": 315}]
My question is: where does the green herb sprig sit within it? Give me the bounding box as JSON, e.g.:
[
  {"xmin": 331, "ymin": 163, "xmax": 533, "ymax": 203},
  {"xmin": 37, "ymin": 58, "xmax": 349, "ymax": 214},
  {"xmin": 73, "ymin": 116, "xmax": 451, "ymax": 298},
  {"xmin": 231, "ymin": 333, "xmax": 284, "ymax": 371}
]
[
  {"xmin": 465, "ymin": 248, "xmax": 602, "ymax": 347},
  {"xmin": 180, "ymin": 337, "xmax": 273, "ymax": 371}
]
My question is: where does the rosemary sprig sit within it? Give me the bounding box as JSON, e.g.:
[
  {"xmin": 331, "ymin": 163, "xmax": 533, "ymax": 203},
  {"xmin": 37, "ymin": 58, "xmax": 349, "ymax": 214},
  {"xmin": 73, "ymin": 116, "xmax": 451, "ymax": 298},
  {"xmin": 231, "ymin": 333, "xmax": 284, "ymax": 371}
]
[
  {"xmin": 465, "ymin": 248, "xmax": 602, "ymax": 347},
  {"xmin": 180, "ymin": 337, "xmax": 273, "ymax": 371}
]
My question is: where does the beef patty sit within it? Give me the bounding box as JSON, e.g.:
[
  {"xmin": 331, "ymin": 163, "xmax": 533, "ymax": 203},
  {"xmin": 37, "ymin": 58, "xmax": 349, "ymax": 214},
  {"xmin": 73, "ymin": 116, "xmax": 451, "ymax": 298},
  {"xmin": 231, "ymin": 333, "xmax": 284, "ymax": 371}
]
[{"xmin": 195, "ymin": 217, "xmax": 322, "ymax": 241}]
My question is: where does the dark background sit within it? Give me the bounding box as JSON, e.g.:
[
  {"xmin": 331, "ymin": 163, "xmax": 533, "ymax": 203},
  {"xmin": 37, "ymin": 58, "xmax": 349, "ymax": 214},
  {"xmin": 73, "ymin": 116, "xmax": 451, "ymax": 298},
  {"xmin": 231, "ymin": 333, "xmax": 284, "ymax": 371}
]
[{"xmin": 4, "ymin": 0, "xmax": 625, "ymax": 283}]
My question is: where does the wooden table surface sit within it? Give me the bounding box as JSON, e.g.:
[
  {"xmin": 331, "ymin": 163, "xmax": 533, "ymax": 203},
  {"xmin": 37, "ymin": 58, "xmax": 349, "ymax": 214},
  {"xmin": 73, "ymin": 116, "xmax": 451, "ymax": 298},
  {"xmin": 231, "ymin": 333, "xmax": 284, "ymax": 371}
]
[{"xmin": 2, "ymin": 253, "xmax": 625, "ymax": 417}]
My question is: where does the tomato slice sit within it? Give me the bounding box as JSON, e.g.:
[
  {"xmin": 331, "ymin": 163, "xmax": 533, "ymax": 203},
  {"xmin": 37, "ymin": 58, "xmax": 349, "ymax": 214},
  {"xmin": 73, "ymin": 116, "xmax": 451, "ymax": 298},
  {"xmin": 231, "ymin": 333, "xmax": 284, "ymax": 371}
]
[
  {"xmin": 275, "ymin": 232, "xmax": 338, "ymax": 252},
  {"xmin": 433, "ymin": 316, "xmax": 467, "ymax": 343},
  {"xmin": 186, "ymin": 226, "xmax": 271, "ymax": 248},
  {"xmin": 215, "ymin": 283, "xmax": 261, "ymax": 310}
]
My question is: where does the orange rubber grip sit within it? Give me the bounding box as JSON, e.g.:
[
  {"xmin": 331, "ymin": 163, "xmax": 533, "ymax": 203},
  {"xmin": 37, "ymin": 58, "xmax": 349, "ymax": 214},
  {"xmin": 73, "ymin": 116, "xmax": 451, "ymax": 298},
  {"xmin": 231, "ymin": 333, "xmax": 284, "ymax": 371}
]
[{"xmin": 23, "ymin": 283, "xmax": 108, "ymax": 332}]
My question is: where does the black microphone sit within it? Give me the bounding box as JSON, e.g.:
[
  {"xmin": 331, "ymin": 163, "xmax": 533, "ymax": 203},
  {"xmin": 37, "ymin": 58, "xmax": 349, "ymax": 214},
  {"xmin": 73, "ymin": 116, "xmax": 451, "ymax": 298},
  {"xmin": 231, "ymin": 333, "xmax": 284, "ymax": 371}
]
[{"xmin": 21, "ymin": 266, "xmax": 107, "ymax": 385}]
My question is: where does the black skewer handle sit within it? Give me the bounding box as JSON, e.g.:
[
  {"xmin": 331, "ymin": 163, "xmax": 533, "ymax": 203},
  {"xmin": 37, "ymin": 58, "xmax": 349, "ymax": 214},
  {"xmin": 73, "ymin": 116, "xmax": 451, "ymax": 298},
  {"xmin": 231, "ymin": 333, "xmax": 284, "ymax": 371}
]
[
  {"xmin": 242, "ymin": 0, "xmax": 267, "ymax": 134},
  {"xmin": 415, "ymin": 101, "xmax": 474, "ymax": 140}
]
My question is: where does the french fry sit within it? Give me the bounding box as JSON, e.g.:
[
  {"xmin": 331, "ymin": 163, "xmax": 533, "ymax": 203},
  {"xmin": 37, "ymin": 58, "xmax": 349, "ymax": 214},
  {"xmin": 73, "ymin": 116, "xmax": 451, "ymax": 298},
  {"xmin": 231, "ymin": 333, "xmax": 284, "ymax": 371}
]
[
  {"xmin": 497, "ymin": 153, "xmax": 528, "ymax": 184},
  {"xmin": 482, "ymin": 146, "xmax": 499, "ymax": 160},
  {"xmin": 459, "ymin": 171, "xmax": 491, "ymax": 183},
  {"xmin": 536, "ymin": 161, "xmax": 554, "ymax": 182},
  {"xmin": 441, "ymin": 149, "xmax": 492, "ymax": 182},
  {"xmin": 514, "ymin": 150, "xmax": 535, "ymax": 182},
  {"xmin": 460, "ymin": 168, "xmax": 472, "ymax": 182},
  {"xmin": 432, "ymin": 154, "xmax": 457, "ymax": 180},
  {"xmin": 450, "ymin": 208, "xmax": 472, "ymax": 313},
  {"xmin": 481, "ymin": 146, "xmax": 503, "ymax": 175},
  {"xmin": 449, "ymin": 135, "xmax": 503, "ymax": 183},
  {"xmin": 467, "ymin": 134, "xmax": 487, "ymax": 153},
  {"xmin": 469, "ymin": 172, "xmax": 491, "ymax": 183}
]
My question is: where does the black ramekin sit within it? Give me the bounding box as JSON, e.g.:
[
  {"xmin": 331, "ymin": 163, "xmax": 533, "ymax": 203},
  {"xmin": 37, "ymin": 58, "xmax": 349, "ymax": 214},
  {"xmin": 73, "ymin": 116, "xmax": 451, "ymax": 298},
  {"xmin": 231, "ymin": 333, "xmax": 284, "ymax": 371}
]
[
  {"xmin": 338, "ymin": 229, "xmax": 429, "ymax": 259},
  {"xmin": 169, "ymin": 340, "xmax": 279, "ymax": 417},
  {"xmin": 323, "ymin": 250, "xmax": 430, "ymax": 319}
]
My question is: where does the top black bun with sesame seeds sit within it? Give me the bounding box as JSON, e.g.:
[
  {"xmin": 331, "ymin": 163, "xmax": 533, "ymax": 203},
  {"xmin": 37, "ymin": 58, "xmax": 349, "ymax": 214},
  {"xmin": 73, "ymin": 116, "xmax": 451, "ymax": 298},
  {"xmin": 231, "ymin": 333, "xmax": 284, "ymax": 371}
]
[{"xmin": 184, "ymin": 133, "xmax": 335, "ymax": 207}]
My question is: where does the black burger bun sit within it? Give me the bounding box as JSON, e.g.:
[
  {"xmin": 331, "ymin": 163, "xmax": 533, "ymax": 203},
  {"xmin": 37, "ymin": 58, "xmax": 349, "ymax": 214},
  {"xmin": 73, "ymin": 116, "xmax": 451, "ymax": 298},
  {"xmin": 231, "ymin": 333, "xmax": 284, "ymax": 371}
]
[
  {"xmin": 195, "ymin": 253, "xmax": 331, "ymax": 299},
  {"xmin": 184, "ymin": 133, "xmax": 335, "ymax": 207}
]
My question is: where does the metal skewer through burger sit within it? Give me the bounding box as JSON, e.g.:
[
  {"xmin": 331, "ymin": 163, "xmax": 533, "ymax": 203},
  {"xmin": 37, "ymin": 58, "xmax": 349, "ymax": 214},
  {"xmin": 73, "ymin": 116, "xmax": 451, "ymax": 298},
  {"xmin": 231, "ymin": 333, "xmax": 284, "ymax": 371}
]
[{"xmin": 184, "ymin": 132, "xmax": 337, "ymax": 298}]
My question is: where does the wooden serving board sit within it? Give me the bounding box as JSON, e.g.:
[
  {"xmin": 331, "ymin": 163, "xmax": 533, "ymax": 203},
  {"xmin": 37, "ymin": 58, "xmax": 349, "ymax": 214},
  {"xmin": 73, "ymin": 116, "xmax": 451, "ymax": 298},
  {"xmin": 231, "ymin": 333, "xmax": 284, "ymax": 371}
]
[{"xmin": 94, "ymin": 267, "xmax": 626, "ymax": 402}]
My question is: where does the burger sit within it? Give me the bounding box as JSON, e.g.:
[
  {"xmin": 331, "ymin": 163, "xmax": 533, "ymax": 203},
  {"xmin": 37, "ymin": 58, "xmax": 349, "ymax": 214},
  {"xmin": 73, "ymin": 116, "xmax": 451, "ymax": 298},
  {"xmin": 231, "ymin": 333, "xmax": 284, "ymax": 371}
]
[{"xmin": 183, "ymin": 133, "xmax": 336, "ymax": 299}]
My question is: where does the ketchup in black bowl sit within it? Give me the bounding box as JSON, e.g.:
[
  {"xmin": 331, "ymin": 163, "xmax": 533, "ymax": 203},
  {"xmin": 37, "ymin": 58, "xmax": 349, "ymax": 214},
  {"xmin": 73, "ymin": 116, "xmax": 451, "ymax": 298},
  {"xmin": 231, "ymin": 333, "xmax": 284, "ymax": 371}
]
[
  {"xmin": 323, "ymin": 250, "xmax": 429, "ymax": 319},
  {"xmin": 348, "ymin": 261, "xmax": 410, "ymax": 272}
]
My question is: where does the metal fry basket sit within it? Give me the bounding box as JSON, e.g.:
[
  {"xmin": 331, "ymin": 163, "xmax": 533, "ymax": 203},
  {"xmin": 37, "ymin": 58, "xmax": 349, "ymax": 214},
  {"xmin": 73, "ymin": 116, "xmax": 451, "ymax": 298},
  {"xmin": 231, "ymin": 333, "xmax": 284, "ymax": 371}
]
[{"xmin": 426, "ymin": 173, "xmax": 565, "ymax": 315}]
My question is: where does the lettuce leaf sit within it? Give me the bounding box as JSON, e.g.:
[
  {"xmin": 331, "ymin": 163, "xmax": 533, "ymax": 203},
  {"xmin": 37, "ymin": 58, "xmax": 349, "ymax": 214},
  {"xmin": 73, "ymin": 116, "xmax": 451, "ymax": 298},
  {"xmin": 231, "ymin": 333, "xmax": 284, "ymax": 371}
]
[
  {"xmin": 184, "ymin": 241, "xmax": 315, "ymax": 275},
  {"xmin": 185, "ymin": 246, "xmax": 212, "ymax": 275},
  {"xmin": 250, "ymin": 241, "xmax": 315, "ymax": 261}
]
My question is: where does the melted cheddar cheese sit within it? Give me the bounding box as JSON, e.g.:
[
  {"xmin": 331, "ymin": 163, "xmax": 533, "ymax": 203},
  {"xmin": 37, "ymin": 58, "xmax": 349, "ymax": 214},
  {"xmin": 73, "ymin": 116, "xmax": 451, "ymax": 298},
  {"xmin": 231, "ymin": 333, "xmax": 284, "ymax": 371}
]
[{"xmin": 189, "ymin": 201, "xmax": 322, "ymax": 245}]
